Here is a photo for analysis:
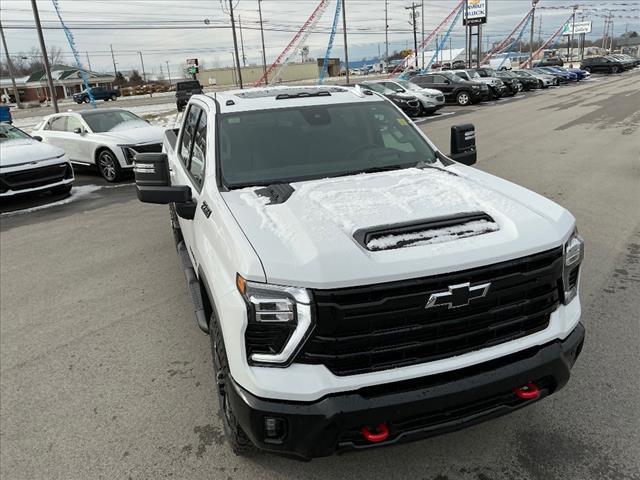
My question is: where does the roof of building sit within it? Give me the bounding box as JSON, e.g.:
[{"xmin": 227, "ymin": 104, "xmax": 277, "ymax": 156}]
[{"xmin": 0, "ymin": 65, "xmax": 114, "ymax": 88}]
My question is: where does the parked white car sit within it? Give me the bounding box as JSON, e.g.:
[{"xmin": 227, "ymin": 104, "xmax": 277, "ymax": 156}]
[
  {"xmin": 0, "ymin": 123, "xmax": 74, "ymax": 197},
  {"xmin": 33, "ymin": 108, "xmax": 164, "ymax": 182},
  {"xmin": 373, "ymin": 79, "xmax": 445, "ymax": 114}
]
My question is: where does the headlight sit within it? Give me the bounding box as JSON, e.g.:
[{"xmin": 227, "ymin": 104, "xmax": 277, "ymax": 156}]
[
  {"xmin": 237, "ymin": 274, "xmax": 313, "ymax": 365},
  {"xmin": 562, "ymin": 228, "xmax": 584, "ymax": 304}
]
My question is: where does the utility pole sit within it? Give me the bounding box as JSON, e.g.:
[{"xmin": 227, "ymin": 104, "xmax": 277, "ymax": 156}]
[
  {"xmin": 602, "ymin": 14, "xmax": 608, "ymax": 50},
  {"xmin": 238, "ymin": 15, "xmax": 247, "ymax": 66},
  {"xmin": 110, "ymin": 44, "xmax": 118, "ymax": 83},
  {"xmin": 530, "ymin": 0, "xmax": 538, "ymax": 66},
  {"xmin": 0, "ymin": 22, "xmax": 22, "ymax": 108},
  {"xmin": 31, "ymin": 0, "xmax": 58, "ymax": 112},
  {"xmin": 86, "ymin": 51, "xmax": 92, "ymax": 71},
  {"xmin": 165, "ymin": 61, "xmax": 171, "ymax": 86},
  {"xmin": 258, "ymin": 0, "xmax": 268, "ymax": 85},
  {"xmin": 342, "ymin": 0, "xmax": 349, "ymax": 84},
  {"xmin": 609, "ymin": 16, "xmax": 614, "ymax": 53},
  {"xmin": 421, "ymin": 0, "xmax": 425, "ymax": 69},
  {"xmin": 405, "ymin": 3, "xmax": 419, "ymax": 68},
  {"xmin": 139, "ymin": 51, "xmax": 147, "ymax": 83},
  {"xmin": 384, "ymin": 0, "xmax": 389, "ymax": 62},
  {"xmin": 228, "ymin": 0, "xmax": 243, "ymax": 88},
  {"xmin": 569, "ymin": 5, "xmax": 577, "ymax": 65}
]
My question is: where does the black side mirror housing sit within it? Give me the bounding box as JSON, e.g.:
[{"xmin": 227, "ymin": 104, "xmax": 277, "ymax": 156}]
[
  {"xmin": 32, "ymin": 135, "xmax": 42, "ymax": 142},
  {"xmin": 134, "ymin": 153, "xmax": 194, "ymax": 213},
  {"xmin": 73, "ymin": 127, "xmax": 83, "ymax": 134},
  {"xmin": 396, "ymin": 88, "xmax": 405, "ymax": 93},
  {"xmin": 450, "ymin": 124, "xmax": 477, "ymax": 166},
  {"xmin": 134, "ymin": 153, "xmax": 170, "ymax": 186}
]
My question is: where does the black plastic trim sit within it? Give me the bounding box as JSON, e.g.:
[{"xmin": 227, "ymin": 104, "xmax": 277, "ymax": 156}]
[{"xmin": 227, "ymin": 324, "xmax": 585, "ymax": 460}]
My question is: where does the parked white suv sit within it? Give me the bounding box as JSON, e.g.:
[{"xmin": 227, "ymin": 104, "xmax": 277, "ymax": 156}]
[
  {"xmin": 34, "ymin": 108, "xmax": 163, "ymax": 182},
  {"xmin": 133, "ymin": 85, "xmax": 585, "ymax": 459}
]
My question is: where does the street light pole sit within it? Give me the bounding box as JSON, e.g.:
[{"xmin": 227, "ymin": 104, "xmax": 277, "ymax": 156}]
[
  {"xmin": 31, "ymin": 0, "xmax": 58, "ymax": 112},
  {"xmin": 342, "ymin": 0, "xmax": 349, "ymax": 84},
  {"xmin": 0, "ymin": 22, "xmax": 22, "ymax": 108},
  {"xmin": 258, "ymin": 0, "xmax": 268, "ymax": 85},
  {"xmin": 530, "ymin": 0, "xmax": 538, "ymax": 66},
  {"xmin": 166, "ymin": 61, "xmax": 172, "ymax": 86},
  {"xmin": 405, "ymin": 3, "xmax": 419, "ymax": 68},
  {"xmin": 228, "ymin": 0, "xmax": 243, "ymax": 88}
]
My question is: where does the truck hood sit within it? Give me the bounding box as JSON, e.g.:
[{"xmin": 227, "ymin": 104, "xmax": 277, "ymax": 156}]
[
  {"xmin": 0, "ymin": 139, "xmax": 65, "ymax": 168},
  {"xmin": 94, "ymin": 125, "xmax": 164, "ymax": 145},
  {"xmin": 223, "ymin": 165, "xmax": 574, "ymax": 288}
]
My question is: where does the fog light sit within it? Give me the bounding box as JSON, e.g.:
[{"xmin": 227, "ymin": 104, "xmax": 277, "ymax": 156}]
[{"xmin": 264, "ymin": 416, "xmax": 286, "ymax": 442}]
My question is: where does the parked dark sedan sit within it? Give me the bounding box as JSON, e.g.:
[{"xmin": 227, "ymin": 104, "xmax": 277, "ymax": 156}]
[
  {"xmin": 358, "ymin": 82, "xmax": 422, "ymax": 117},
  {"xmin": 494, "ymin": 70, "xmax": 522, "ymax": 95},
  {"xmin": 580, "ymin": 56, "xmax": 627, "ymax": 74},
  {"xmin": 533, "ymin": 57, "xmax": 564, "ymax": 67}
]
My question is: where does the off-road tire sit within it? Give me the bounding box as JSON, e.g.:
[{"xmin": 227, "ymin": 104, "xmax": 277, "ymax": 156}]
[{"xmin": 209, "ymin": 314, "xmax": 255, "ymax": 456}]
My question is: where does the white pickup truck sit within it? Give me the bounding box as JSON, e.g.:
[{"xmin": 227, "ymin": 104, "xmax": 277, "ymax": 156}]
[{"xmin": 133, "ymin": 85, "xmax": 585, "ymax": 460}]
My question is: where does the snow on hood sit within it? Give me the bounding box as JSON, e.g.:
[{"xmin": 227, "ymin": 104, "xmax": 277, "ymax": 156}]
[
  {"xmin": 95, "ymin": 124, "xmax": 164, "ymax": 145},
  {"xmin": 224, "ymin": 167, "xmax": 572, "ymax": 288},
  {"xmin": 0, "ymin": 139, "xmax": 65, "ymax": 167}
]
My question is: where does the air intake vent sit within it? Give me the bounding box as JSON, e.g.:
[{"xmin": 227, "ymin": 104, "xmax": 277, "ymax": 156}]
[{"xmin": 354, "ymin": 212, "xmax": 499, "ymax": 252}]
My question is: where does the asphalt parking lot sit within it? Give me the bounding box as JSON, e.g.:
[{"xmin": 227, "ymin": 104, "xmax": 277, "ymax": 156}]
[{"xmin": 1, "ymin": 71, "xmax": 639, "ymax": 480}]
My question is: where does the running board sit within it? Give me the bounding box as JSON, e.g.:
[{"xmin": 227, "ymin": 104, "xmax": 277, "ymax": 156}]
[{"xmin": 177, "ymin": 240, "xmax": 210, "ymax": 334}]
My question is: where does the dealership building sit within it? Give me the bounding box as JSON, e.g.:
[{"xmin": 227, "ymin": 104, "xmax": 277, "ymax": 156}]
[{"xmin": 0, "ymin": 65, "xmax": 115, "ymax": 104}]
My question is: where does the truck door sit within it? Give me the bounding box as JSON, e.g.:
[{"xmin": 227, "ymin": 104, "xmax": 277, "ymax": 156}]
[{"xmin": 172, "ymin": 101, "xmax": 209, "ymax": 268}]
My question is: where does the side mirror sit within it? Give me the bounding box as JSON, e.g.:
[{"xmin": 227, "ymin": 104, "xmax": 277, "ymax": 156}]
[
  {"xmin": 450, "ymin": 124, "xmax": 477, "ymax": 166},
  {"xmin": 396, "ymin": 88, "xmax": 405, "ymax": 93},
  {"xmin": 32, "ymin": 135, "xmax": 42, "ymax": 142},
  {"xmin": 443, "ymin": 79, "xmax": 450, "ymax": 84},
  {"xmin": 133, "ymin": 153, "xmax": 197, "ymax": 219},
  {"xmin": 73, "ymin": 127, "xmax": 83, "ymax": 135}
]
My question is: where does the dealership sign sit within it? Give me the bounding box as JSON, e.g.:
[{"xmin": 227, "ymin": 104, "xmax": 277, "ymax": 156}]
[
  {"xmin": 464, "ymin": 0, "xmax": 487, "ymax": 26},
  {"xmin": 562, "ymin": 21, "xmax": 592, "ymax": 35}
]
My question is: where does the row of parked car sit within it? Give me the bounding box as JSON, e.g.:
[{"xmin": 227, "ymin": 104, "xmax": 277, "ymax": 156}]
[
  {"xmin": 356, "ymin": 55, "xmax": 637, "ymax": 114},
  {"xmin": 0, "ymin": 108, "xmax": 164, "ymax": 199}
]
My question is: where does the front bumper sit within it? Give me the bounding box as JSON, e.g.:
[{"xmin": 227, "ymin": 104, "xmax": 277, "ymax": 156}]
[{"xmin": 227, "ymin": 323, "xmax": 585, "ymax": 460}]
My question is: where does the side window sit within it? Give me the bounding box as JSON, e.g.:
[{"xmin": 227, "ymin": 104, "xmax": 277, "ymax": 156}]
[
  {"xmin": 432, "ymin": 75, "xmax": 445, "ymax": 83},
  {"xmin": 66, "ymin": 116, "xmax": 83, "ymax": 132},
  {"xmin": 179, "ymin": 105, "xmax": 201, "ymax": 164},
  {"xmin": 49, "ymin": 116, "xmax": 67, "ymax": 131},
  {"xmin": 189, "ymin": 112, "xmax": 207, "ymax": 188}
]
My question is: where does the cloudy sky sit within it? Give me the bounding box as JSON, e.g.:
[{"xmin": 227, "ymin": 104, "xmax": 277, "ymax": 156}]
[{"xmin": 1, "ymin": 0, "xmax": 637, "ymax": 76}]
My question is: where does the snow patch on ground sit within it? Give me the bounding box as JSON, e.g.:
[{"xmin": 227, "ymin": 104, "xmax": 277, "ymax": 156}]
[
  {"xmin": 367, "ymin": 219, "xmax": 500, "ymax": 251},
  {"xmin": 1, "ymin": 183, "xmax": 131, "ymax": 217}
]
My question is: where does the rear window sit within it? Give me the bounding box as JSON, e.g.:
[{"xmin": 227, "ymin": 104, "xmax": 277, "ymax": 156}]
[{"xmin": 177, "ymin": 81, "xmax": 201, "ymax": 91}]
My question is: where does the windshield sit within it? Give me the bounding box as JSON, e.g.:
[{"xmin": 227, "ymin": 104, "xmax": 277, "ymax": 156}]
[
  {"xmin": 465, "ymin": 70, "xmax": 481, "ymax": 79},
  {"xmin": 396, "ymin": 80, "xmax": 420, "ymax": 91},
  {"xmin": 483, "ymin": 68, "xmax": 496, "ymax": 76},
  {"xmin": 0, "ymin": 124, "xmax": 31, "ymax": 143},
  {"xmin": 82, "ymin": 110, "xmax": 147, "ymax": 133},
  {"xmin": 498, "ymin": 71, "xmax": 515, "ymax": 78},
  {"xmin": 514, "ymin": 70, "xmax": 531, "ymax": 77},
  {"xmin": 362, "ymin": 83, "xmax": 394, "ymax": 95},
  {"xmin": 219, "ymin": 102, "xmax": 438, "ymax": 188}
]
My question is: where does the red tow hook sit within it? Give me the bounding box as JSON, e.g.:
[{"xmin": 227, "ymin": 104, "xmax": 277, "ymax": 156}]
[
  {"xmin": 361, "ymin": 423, "xmax": 389, "ymax": 443},
  {"xmin": 513, "ymin": 382, "xmax": 540, "ymax": 400}
]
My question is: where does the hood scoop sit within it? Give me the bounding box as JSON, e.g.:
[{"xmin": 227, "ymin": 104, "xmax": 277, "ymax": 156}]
[
  {"xmin": 255, "ymin": 183, "xmax": 295, "ymax": 205},
  {"xmin": 354, "ymin": 212, "xmax": 499, "ymax": 252}
]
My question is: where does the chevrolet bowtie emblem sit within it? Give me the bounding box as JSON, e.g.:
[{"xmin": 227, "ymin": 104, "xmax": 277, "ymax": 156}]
[{"xmin": 425, "ymin": 282, "xmax": 491, "ymax": 309}]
